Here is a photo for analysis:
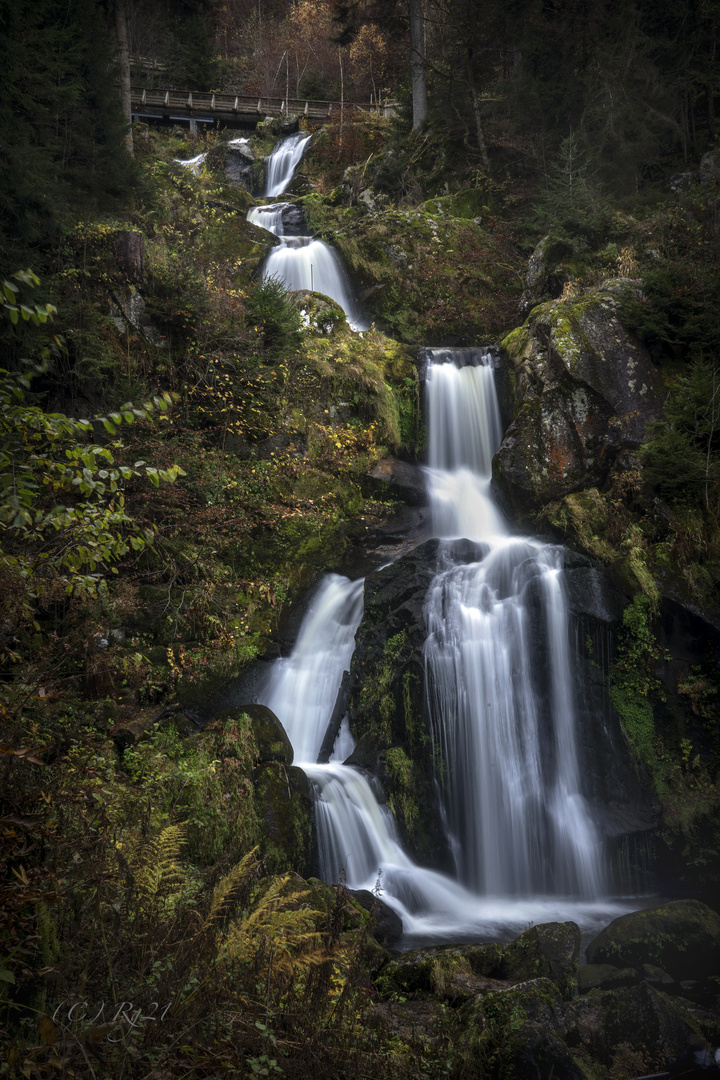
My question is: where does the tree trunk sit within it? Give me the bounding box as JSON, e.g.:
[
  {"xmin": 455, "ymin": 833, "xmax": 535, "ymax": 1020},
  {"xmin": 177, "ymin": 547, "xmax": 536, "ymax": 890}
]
[
  {"xmin": 408, "ymin": 0, "xmax": 427, "ymax": 131},
  {"xmin": 339, "ymin": 45, "xmax": 344, "ymax": 150},
  {"xmin": 467, "ymin": 61, "xmax": 490, "ymax": 174},
  {"xmin": 114, "ymin": 0, "xmax": 133, "ymax": 155}
]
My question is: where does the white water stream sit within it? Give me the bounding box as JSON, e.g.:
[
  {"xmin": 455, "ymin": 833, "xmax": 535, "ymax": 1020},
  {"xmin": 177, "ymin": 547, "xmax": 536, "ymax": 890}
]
[
  {"xmin": 248, "ymin": 135, "xmax": 368, "ymax": 330},
  {"xmin": 264, "ymin": 131, "xmax": 311, "ymax": 197},
  {"xmin": 423, "ymin": 350, "xmax": 605, "ymax": 900},
  {"xmin": 258, "ymin": 346, "xmax": 636, "ymax": 945}
]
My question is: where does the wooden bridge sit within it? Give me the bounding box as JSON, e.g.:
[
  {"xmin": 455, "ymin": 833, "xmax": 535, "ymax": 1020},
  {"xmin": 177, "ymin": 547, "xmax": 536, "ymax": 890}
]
[{"xmin": 130, "ymin": 86, "xmax": 390, "ymax": 128}]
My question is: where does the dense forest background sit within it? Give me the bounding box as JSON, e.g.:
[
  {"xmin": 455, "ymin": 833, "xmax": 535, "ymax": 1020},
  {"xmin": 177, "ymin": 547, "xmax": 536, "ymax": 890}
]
[{"xmin": 1, "ymin": 1, "xmax": 720, "ymax": 1077}]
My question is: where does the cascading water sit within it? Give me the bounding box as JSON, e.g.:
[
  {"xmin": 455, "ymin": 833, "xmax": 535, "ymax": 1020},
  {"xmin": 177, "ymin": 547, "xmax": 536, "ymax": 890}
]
[
  {"xmin": 263, "ymin": 235, "xmax": 367, "ymax": 330},
  {"xmin": 247, "ymin": 136, "xmax": 368, "ymax": 330},
  {"xmin": 259, "ymin": 576, "xmax": 485, "ymax": 938},
  {"xmin": 423, "ymin": 348, "xmax": 606, "ymax": 900},
  {"xmin": 263, "ymin": 131, "xmax": 311, "ymax": 197},
  {"xmin": 259, "ymin": 348, "xmax": 637, "ymax": 944}
]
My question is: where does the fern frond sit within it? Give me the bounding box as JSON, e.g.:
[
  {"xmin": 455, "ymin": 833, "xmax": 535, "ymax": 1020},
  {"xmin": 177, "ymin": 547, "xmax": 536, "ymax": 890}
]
[
  {"xmin": 121, "ymin": 823, "xmax": 187, "ymax": 918},
  {"xmin": 201, "ymin": 846, "xmax": 261, "ymax": 934},
  {"xmin": 219, "ymin": 875, "xmax": 329, "ymax": 982}
]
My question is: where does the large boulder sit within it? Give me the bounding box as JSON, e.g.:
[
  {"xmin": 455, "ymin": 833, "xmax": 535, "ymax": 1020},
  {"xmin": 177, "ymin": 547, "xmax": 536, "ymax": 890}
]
[
  {"xmin": 518, "ymin": 233, "xmax": 575, "ymax": 315},
  {"xmin": 494, "ymin": 282, "xmax": 665, "ymax": 517},
  {"xmin": 501, "ymin": 922, "xmax": 582, "ymax": 1001},
  {"xmin": 562, "ymin": 981, "xmax": 704, "ymax": 1068},
  {"xmin": 586, "ymin": 899, "xmax": 720, "ymax": 986},
  {"xmin": 225, "ymin": 703, "xmax": 293, "ymax": 765}
]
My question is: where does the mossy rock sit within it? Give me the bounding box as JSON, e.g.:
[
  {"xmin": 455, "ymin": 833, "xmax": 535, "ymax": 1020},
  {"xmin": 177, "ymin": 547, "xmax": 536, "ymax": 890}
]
[
  {"xmin": 495, "ymin": 284, "xmax": 666, "ymax": 517},
  {"xmin": 216, "ymin": 704, "xmax": 292, "ymax": 764},
  {"xmin": 375, "ymin": 944, "xmax": 507, "ymax": 1004},
  {"xmin": 289, "ymin": 289, "xmax": 347, "ymax": 334},
  {"xmin": 491, "ymin": 1019, "xmax": 587, "ymax": 1080},
  {"xmin": 466, "ymin": 976, "xmax": 567, "ymax": 1036},
  {"xmin": 502, "ymin": 922, "xmax": 582, "ymax": 1001},
  {"xmin": 595, "ymin": 981, "xmax": 702, "ymax": 1063},
  {"xmin": 253, "ymin": 761, "xmax": 313, "ymax": 876},
  {"xmin": 586, "ymin": 899, "xmax": 720, "ymax": 984}
]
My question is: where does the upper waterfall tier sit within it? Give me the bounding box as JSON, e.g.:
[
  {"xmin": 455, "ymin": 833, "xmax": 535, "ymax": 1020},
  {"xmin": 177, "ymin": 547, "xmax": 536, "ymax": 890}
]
[
  {"xmin": 264, "ymin": 131, "xmax": 311, "ymax": 196},
  {"xmin": 424, "ymin": 349, "xmax": 505, "ymax": 540},
  {"xmin": 247, "ymin": 151, "xmax": 368, "ymax": 331}
]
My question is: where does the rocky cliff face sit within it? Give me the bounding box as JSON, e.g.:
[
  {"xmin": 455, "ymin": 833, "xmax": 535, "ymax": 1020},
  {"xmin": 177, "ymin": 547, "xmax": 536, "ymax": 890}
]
[{"xmin": 494, "ymin": 281, "xmax": 665, "ymax": 517}]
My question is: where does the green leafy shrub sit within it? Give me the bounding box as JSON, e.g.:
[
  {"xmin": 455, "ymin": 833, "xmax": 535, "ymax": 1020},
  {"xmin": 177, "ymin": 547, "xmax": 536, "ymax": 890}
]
[{"xmin": 244, "ymin": 275, "xmax": 304, "ymax": 357}]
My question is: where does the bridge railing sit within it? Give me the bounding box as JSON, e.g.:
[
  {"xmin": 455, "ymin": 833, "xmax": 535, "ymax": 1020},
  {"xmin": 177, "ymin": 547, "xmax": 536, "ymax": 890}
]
[{"xmin": 130, "ymin": 86, "xmax": 374, "ymax": 120}]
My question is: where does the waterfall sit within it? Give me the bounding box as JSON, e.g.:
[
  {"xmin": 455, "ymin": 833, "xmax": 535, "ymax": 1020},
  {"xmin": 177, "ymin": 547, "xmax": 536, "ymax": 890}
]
[
  {"xmin": 264, "ymin": 131, "xmax": 311, "ymax": 197},
  {"xmin": 257, "ymin": 350, "xmax": 637, "ymax": 943},
  {"xmin": 262, "ymin": 575, "xmax": 364, "ymax": 766},
  {"xmin": 174, "ymin": 151, "xmax": 208, "ymax": 176},
  {"xmin": 263, "ymin": 236, "xmax": 367, "ymax": 330},
  {"xmin": 423, "ymin": 349, "xmax": 607, "ymax": 899}
]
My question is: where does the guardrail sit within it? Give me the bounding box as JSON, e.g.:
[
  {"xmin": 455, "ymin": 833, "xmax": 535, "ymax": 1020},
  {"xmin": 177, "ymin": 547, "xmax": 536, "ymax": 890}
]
[{"xmin": 130, "ymin": 86, "xmax": 375, "ymax": 122}]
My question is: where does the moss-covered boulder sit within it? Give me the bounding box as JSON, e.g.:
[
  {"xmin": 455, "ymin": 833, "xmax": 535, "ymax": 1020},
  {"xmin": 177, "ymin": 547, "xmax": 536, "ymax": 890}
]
[
  {"xmin": 254, "ymin": 761, "xmax": 313, "ymax": 876},
  {"xmin": 518, "ymin": 233, "xmax": 577, "ymax": 315},
  {"xmin": 289, "ymin": 289, "xmax": 347, "ymax": 335},
  {"xmin": 494, "ymin": 281, "xmax": 665, "ymax": 518},
  {"xmin": 592, "ymin": 982, "xmax": 702, "ymax": 1063},
  {"xmin": 585, "ymin": 899, "xmax": 720, "ymax": 986},
  {"xmin": 375, "ymin": 944, "xmax": 507, "ymax": 1004},
  {"xmin": 501, "ymin": 922, "xmax": 581, "ymax": 1001},
  {"xmin": 221, "ymin": 703, "xmax": 292, "ymax": 765},
  {"xmin": 492, "ymin": 1019, "xmax": 587, "ymax": 1080}
]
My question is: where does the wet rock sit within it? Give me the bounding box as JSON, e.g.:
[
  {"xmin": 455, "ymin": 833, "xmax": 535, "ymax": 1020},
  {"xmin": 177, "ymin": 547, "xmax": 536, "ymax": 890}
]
[
  {"xmin": 495, "ymin": 282, "xmax": 665, "ymax": 516},
  {"xmin": 562, "ymin": 558, "xmax": 659, "ymax": 841},
  {"xmin": 365, "ymin": 456, "xmax": 427, "ymax": 506},
  {"xmin": 586, "ymin": 899, "xmax": 720, "ymax": 988},
  {"xmin": 348, "ymin": 889, "xmax": 403, "ymax": 947},
  {"xmin": 278, "ymin": 202, "xmax": 307, "ymax": 235},
  {"xmin": 502, "ymin": 922, "xmax": 582, "ymax": 1000}
]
